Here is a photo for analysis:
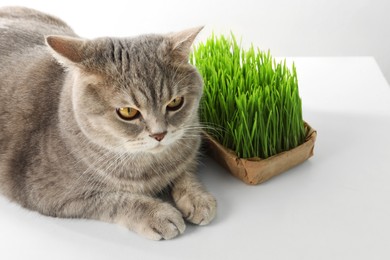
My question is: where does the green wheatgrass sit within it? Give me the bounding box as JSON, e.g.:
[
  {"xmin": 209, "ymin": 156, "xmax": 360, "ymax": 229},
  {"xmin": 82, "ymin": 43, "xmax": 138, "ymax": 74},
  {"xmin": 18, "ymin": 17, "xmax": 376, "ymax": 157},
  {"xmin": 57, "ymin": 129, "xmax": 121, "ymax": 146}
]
[{"xmin": 191, "ymin": 33, "xmax": 306, "ymax": 159}]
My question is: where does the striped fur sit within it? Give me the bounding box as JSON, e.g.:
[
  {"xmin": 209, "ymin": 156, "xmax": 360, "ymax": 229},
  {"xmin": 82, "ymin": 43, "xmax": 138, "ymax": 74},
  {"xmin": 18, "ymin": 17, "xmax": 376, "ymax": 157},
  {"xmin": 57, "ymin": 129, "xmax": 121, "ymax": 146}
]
[{"xmin": 0, "ymin": 7, "xmax": 216, "ymax": 240}]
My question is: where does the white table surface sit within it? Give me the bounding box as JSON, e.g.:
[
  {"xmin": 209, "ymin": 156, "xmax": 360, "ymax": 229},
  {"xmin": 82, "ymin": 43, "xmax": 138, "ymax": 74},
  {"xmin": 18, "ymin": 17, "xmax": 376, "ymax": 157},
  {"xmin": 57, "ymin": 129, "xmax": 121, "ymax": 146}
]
[{"xmin": 1, "ymin": 57, "xmax": 389, "ymax": 260}]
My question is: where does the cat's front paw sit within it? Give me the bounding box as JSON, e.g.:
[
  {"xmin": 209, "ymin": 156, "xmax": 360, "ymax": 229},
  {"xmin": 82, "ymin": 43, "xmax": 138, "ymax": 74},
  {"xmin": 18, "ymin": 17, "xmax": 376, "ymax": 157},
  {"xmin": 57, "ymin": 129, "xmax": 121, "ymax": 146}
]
[
  {"xmin": 132, "ymin": 202, "xmax": 186, "ymax": 240},
  {"xmin": 174, "ymin": 191, "xmax": 217, "ymax": 225}
]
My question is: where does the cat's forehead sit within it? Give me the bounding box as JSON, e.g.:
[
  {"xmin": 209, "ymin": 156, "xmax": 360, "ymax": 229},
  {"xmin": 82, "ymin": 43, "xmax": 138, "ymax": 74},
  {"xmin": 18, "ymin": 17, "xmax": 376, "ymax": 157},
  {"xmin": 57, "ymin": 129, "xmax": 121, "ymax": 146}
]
[
  {"xmin": 129, "ymin": 35, "xmax": 166, "ymax": 53},
  {"xmin": 99, "ymin": 36, "xmax": 170, "ymax": 79},
  {"xmin": 90, "ymin": 35, "xmax": 201, "ymax": 106},
  {"xmin": 107, "ymin": 35, "xmax": 166, "ymax": 63}
]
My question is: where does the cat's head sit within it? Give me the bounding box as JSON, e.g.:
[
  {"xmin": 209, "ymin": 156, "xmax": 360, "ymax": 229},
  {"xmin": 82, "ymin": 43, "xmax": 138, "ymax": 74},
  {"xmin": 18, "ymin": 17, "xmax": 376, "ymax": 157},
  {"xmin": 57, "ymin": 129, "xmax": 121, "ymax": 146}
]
[{"xmin": 46, "ymin": 27, "xmax": 203, "ymax": 154}]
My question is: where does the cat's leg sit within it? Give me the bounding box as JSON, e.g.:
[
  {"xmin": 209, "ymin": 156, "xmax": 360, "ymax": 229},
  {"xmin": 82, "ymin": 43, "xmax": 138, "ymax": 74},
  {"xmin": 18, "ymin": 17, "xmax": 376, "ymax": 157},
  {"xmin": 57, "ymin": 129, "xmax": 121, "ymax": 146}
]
[
  {"xmin": 53, "ymin": 193, "xmax": 185, "ymax": 240},
  {"xmin": 172, "ymin": 172, "xmax": 217, "ymax": 225}
]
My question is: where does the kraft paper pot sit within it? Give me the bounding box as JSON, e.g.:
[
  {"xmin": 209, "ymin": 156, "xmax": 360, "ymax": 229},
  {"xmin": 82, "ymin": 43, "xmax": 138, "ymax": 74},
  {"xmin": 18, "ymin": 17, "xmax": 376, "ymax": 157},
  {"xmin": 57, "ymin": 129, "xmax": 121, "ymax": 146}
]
[{"xmin": 204, "ymin": 122, "xmax": 317, "ymax": 185}]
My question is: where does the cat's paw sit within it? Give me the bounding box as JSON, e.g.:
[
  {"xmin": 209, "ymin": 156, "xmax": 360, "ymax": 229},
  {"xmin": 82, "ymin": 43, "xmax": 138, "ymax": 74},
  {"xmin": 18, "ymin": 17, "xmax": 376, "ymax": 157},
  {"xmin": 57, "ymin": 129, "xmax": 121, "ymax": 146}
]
[
  {"xmin": 174, "ymin": 192, "xmax": 217, "ymax": 225},
  {"xmin": 132, "ymin": 202, "xmax": 186, "ymax": 240}
]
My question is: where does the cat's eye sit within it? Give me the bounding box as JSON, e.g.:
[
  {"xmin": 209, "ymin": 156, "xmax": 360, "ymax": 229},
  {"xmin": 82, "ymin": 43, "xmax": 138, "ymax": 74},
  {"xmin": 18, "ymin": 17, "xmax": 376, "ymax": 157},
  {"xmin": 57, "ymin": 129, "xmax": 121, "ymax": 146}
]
[
  {"xmin": 116, "ymin": 107, "xmax": 140, "ymax": 120},
  {"xmin": 167, "ymin": 97, "xmax": 184, "ymax": 111}
]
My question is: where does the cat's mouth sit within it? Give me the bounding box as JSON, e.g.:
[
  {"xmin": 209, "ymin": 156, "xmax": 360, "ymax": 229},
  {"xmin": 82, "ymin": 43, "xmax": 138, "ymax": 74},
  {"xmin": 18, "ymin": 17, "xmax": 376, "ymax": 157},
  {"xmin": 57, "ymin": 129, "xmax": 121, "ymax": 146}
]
[
  {"xmin": 148, "ymin": 135, "xmax": 179, "ymax": 153},
  {"xmin": 147, "ymin": 142, "xmax": 168, "ymax": 153},
  {"xmin": 151, "ymin": 143, "xmax": 163, "ymax": 150}
]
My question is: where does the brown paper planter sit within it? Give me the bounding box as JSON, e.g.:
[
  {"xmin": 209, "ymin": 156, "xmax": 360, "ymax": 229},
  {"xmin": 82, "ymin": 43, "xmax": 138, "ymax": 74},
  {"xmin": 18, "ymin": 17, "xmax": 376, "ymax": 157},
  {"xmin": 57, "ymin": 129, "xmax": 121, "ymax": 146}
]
[{"xmin": 204, "ymin": 122, "xmax": 317, "ymax": 185}]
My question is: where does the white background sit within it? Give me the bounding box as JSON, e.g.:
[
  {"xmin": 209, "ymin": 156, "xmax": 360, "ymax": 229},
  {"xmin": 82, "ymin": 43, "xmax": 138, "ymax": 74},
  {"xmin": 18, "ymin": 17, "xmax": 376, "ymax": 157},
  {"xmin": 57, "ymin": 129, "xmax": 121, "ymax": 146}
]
[
  {"xmin": 1, "ymin": 1, "xmax": 390, "ymax": 260},
  {"xmin": 1, "ymin": 0, "xmax": 390, "ymax": 84}
]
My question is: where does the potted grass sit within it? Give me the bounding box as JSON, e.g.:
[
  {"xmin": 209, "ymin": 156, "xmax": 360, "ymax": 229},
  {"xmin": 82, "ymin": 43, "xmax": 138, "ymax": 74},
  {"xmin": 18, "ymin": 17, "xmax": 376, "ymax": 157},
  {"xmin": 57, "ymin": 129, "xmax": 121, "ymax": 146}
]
[{"xmin": 191, "ymin": 34, "xmax": 317, "ymax": 185}]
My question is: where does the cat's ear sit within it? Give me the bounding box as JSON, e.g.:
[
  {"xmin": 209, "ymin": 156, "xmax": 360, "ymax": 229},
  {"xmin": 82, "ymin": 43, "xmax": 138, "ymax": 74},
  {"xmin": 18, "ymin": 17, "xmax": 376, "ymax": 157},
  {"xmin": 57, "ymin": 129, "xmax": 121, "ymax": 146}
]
[
  {"xmin": 45, "ymin": 35, "xmax": 87, "ymax": 65},
  {"xmin": 168, "ymin": 26, "xmax": 204, "ymax": 62}
]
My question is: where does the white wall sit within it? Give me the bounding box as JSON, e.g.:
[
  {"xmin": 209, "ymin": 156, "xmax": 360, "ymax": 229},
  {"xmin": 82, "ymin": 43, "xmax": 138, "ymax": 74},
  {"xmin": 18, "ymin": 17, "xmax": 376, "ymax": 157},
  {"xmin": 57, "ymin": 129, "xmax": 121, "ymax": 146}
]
[{"xmin": 1, "ymin": 0, "xmax": 390, "ymax": 84}]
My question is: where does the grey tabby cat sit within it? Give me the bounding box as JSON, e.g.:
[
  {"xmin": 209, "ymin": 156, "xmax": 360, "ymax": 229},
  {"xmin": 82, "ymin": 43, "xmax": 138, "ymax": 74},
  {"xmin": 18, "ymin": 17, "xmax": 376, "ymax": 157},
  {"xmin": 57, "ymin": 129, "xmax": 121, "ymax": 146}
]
[{"xmin": 0, "ymin": 6, "xmax": 216, "ymax": 240}]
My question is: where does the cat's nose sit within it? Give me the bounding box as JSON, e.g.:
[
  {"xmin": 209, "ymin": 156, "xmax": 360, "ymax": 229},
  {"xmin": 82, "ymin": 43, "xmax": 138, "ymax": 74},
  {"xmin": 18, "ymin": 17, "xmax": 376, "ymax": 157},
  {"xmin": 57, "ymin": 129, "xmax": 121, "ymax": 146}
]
[{"xmin": 149, "ymin": 131, "xmax": 167, "ymax": 142}]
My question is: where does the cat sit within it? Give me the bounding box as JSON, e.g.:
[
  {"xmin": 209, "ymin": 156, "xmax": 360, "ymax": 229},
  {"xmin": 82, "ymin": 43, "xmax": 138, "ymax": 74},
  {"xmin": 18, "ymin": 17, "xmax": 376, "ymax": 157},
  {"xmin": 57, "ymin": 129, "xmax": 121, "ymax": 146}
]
[{"xmin": 0, "ymin": 6, "xmax": 216, "ymax": 240}]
